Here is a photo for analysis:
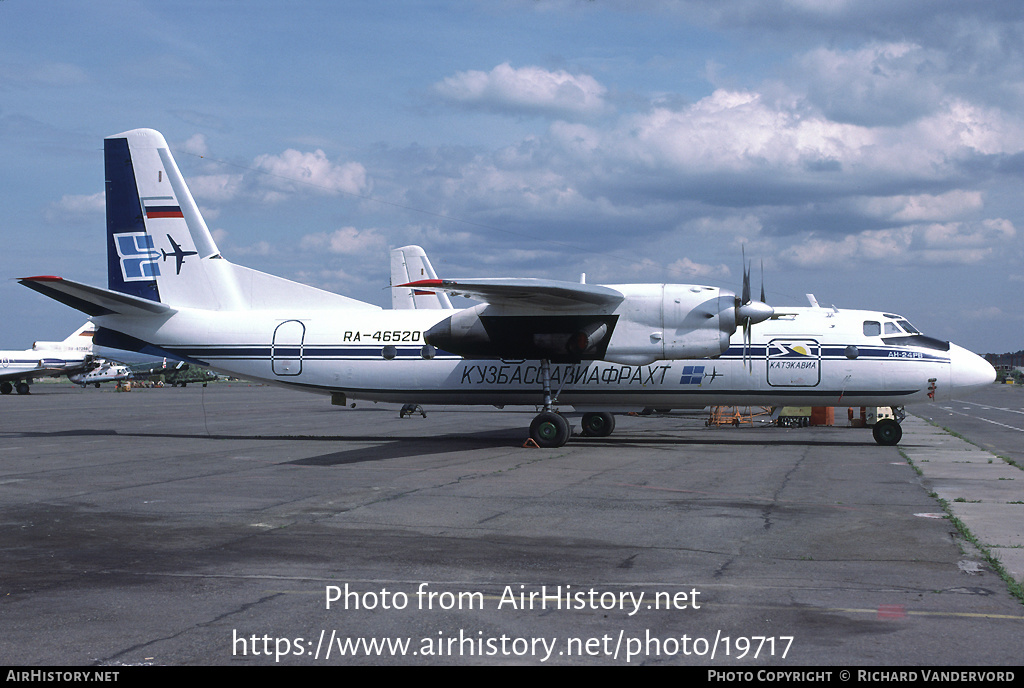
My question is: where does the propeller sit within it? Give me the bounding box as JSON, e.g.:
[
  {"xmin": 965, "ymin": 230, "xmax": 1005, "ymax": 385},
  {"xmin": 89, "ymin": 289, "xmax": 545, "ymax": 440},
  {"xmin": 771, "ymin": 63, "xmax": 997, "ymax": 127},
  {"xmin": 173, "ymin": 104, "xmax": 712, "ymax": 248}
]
[{"xmin": 735, "ymin": 248, "xmax": 773, "ymax": 370}]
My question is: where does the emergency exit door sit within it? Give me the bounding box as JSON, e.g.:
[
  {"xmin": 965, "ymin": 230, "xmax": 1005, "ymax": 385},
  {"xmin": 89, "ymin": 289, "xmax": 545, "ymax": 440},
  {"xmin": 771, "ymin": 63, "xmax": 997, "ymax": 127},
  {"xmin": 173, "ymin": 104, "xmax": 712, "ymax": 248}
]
[{"xmin": 272, "ymin": 320, "xmax": 305, "ymax": 376}]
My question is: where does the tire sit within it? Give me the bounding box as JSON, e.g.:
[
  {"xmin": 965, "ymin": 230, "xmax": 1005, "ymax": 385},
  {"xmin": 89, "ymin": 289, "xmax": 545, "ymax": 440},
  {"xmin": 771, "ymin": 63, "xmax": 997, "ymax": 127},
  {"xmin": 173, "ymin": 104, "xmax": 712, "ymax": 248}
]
[
  {"xmin": 530, "ymin": 411, "xmax": 571, "ymax": 448},
  {"xmin": 581, "ymin": 412, "xmax": 615, "ymax": 437},
  {"xmin": 0, "ymin": 382, "xmax": 12, "ymax": 395},
  {"xmin": 16, "ymin": 382, "xmax": 30, "ymax": 395},
  {"xmin": 872, "ymin": 419, "xmax": 903, "ymax": 446}
]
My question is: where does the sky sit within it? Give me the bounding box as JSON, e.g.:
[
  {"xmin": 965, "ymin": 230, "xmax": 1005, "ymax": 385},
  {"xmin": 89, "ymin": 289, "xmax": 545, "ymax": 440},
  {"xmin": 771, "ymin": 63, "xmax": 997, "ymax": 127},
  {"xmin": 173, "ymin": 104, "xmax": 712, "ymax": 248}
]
[{"xmin": 2, "ymin": 0, "xmax": 1022, "ymax": 354}]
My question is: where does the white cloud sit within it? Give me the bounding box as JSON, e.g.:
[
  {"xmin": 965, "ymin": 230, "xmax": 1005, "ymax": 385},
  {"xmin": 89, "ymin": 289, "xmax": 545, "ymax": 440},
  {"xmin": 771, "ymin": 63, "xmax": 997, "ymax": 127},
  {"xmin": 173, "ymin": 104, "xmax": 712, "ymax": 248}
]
[
  {"xmin": 44, "ymin": 192, "xmax": 104, "ymax": 222},
  {"xmin": 666, "ymin": 257, "xmax": 731, "ymax": 280},
  {"xmin": 299, "ymin": 226, "xmax": 385, "ymax": 255},
  {"xmin": 435, "ymin": 62, "xmax": 608, "ymax": 117},
  {"xmin": 178, "ymin": 133, "xmax": 210, "ymax": 158},
  {"xmin": 52, "ymin": 192, "xmax": 104, "ymax": 215},
  {"xmin": 184, "ymin": 146, "xmax": 370, "ymax": 207},
  {"xmin": 777, "ymin": 219, "xmax": 1016, "ymax": 268},
  {"xmin": 798, "ymin": 42, "xmax": 946, "ymax": 126},
  {"xmin": 856, "ymin": 191, "xmax": 985, "ymax": 223},
  {"xmin": 188, "ymin": 173, "xmax": 243, "ymax": 203},
  {"xmin": 253, "ymin": 149, "xmax": 368, "ymax": 203}
]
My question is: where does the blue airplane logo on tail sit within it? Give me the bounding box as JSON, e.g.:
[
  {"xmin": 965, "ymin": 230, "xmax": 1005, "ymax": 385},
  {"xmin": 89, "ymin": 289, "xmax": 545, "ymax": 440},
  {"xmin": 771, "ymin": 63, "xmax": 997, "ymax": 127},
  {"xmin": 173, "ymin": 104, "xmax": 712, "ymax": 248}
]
[{"xmin": 161, "ymin": 235, "xmax": 198, "ymax": 275}]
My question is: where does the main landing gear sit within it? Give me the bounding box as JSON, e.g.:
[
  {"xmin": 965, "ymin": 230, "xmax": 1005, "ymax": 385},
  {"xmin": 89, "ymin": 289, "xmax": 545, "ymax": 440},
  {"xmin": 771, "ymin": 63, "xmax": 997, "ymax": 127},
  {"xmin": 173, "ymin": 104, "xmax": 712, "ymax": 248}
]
[
  {"xmin": 527, "ymin": 359, "xmax": 616, "ymax": 448},
  {"xmin": 872, "ymin": 407, "xmax": 906, "ymax": 446},
  {"xmin": 0, "ymin": 381, "xmax": 31, "ymax": 395}
]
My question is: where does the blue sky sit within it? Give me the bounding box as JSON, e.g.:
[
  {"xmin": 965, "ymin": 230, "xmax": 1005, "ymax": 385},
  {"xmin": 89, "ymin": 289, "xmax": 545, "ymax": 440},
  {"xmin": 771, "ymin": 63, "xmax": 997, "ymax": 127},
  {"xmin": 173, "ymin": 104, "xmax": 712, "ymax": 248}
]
[{"xmin": 2, "ymin": 0, "xmax": 1022, "ymax": 353}]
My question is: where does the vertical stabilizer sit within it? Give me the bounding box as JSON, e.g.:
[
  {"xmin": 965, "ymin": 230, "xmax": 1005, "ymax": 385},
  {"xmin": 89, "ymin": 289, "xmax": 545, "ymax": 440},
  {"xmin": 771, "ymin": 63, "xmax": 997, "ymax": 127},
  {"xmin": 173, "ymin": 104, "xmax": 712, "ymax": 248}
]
[
  {"xmin": 101, "ymin": 128, "xmax": 377, "ymax": 313},
  {"xmin": 390, "ymin": 245, "xmax": 453, "ymax": 309},
  {"xmin": 32, "ymin": 323, "xmax": 96, "ymax": 352},
  {"xmin": 104, "ymin": 128, "xmax": 244, "ymax": 310}
]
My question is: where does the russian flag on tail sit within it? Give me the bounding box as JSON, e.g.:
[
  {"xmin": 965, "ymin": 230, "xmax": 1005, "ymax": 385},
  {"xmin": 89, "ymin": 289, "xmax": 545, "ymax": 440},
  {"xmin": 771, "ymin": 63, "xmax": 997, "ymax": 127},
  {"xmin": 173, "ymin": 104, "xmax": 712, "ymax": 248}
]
[{"xmin": 141, "ymin": 196, "xmax": 184, "ymax": 219}]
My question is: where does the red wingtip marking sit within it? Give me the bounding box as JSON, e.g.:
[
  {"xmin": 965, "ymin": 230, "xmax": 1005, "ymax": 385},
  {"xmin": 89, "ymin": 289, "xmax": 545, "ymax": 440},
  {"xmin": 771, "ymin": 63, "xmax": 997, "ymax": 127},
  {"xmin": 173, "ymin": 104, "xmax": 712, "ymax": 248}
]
[
  {"xmin": 399, "ymin": 279, "xmax": 445, "ymax": 288},
  {"xmin": 21, "ymin": 275, "xmax": 64, "ymax": 281}
]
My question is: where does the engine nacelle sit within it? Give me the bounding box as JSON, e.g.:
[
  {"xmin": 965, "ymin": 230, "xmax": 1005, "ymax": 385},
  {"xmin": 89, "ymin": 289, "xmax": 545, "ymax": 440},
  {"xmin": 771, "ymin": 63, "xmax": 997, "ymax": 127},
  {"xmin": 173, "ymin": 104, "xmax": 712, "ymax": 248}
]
[
  {"xmin": 424, "ymin": 304, "xmax": 617, "ymax": 362},
  {"xmin": 424, "ymin": 284, "xmax": 740, "ymax": 365},
  {"xmin": 601, "ymin": 285, "xmax": 736, "ymax": 365}
]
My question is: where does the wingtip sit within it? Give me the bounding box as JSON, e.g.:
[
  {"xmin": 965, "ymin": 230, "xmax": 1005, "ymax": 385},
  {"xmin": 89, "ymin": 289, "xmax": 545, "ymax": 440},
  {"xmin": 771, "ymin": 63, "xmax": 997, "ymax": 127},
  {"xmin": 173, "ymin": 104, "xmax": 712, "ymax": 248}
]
[
  {"xmin": 398, "ymin": 279, "xmax": 445, "ymax": 288},
  {"xmin": 19, "ymin": 275, "xmax": 64, "ymax": 282}
]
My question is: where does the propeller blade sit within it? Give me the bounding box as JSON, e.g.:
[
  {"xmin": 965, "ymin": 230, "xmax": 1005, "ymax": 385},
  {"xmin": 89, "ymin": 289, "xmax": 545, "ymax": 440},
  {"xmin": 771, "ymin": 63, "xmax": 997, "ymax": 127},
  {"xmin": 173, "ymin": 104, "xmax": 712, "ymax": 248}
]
[
  {"xmin": 741, "ymin": 246, "xmax": 751, "ymax": 305},
  {"xmin": 760, "ymin": 259, "xmax": 766, "ymax": 304}
]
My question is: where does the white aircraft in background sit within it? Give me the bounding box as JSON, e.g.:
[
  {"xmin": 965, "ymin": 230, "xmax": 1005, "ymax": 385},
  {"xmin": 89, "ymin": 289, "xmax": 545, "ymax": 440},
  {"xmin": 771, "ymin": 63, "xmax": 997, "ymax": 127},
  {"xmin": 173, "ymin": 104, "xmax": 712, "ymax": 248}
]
[
  {"xmin": 68, "ymin": 360, "xmax": 132, "ymax": 387},
  {"xmin": 20, "ymin": 129, "xmax": 995, "ymax": 447},
  {"xmin": 0, "ymin": 323, "xmax": 96, "ymax": 395}
]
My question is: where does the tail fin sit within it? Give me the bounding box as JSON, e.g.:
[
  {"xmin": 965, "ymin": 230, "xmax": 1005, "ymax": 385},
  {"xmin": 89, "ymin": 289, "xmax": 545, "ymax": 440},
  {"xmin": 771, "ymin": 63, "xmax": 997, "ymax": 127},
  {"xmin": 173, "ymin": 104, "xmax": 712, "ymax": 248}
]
[
  {"xmin": 105, "ymin": 128, "xmax": 226, "ymax": 307},
  {"xmin": 31, "ymin": 322, "xmax": 95, "ymax": 352},
  {"xmin": 390, "ymin": 245, "xmax": 453, "ymax": 309},
  {"xmin": 104, "ymin": 129, "xmax": 376, "ymax": 312}
]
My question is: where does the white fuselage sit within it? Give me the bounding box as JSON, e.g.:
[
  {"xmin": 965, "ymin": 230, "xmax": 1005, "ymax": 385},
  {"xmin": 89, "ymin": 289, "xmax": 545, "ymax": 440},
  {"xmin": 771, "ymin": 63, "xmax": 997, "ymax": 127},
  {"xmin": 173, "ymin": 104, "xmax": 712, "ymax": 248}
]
[
  {"xmin": 96, "ymin": 302, "xmax": 992, "ymax": 410},
  {"xmin": 0, "ymin": 347, "xmax": 91, "ymax": 382}
]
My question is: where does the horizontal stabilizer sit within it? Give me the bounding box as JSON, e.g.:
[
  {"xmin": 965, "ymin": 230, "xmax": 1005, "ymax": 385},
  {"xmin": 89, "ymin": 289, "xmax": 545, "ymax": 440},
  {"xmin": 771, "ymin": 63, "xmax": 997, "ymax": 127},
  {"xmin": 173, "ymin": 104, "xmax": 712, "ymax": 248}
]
[
  {"xmin": 399, "ymin": 278, "xmax": 623, "ymax": 309},
  {"xmin": 19, "ymin": 276, "xmax": 174, "ymax": 318}
]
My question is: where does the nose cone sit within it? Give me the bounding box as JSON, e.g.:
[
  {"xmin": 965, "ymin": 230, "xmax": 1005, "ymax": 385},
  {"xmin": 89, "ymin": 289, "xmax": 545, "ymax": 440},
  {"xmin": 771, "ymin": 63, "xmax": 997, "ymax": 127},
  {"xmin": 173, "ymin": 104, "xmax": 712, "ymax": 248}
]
[{"xmin": 949, "ymin": 344, "xmax": 996, "ymax": 394}]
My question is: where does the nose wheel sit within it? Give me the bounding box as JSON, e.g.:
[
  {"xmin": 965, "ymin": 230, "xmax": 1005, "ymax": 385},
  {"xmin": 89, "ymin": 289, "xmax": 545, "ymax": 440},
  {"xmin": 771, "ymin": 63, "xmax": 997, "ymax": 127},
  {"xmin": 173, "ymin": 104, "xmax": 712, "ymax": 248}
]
[{"xmin": 872, "ymin": 418, "xmax": 903, "ymax": 446}]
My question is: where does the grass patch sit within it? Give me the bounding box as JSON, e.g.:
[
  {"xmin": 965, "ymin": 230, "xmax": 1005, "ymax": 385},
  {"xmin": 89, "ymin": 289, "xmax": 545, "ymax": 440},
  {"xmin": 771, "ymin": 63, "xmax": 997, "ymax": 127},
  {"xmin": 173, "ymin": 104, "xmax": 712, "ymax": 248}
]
[{"xmin": 901, "ymin": 448, "xmax": 1024, "ymax": 606}]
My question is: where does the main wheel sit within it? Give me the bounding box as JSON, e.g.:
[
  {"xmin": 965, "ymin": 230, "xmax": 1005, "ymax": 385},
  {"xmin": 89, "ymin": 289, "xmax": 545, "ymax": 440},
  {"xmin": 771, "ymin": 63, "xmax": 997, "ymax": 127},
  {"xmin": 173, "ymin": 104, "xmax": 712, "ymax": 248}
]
[
  {"xmin": 872, "ymin": 419, "xmax": 903, "ymax": 446},
  {"xmin": 16, "ymin": 382, "xmax": 30, "ymax": 395},
  {"xmin": 530, "ymin": 411, "xmax": 571, "ymax": 448},
  {"xmin": 581, "ymin": 412, "xmax": 615, "ymax": 437},
  {"xmin": 0, "ymin": 382, "xmax": 12, "ymax": 395}
]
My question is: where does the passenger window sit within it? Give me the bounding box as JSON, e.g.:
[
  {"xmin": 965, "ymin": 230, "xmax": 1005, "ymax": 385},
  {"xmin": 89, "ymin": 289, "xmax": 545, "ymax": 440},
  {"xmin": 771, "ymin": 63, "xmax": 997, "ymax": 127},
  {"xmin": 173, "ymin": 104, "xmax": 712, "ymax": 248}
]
[{"xmin": 863, "ymin": 321, "xmax": 881, "ymax": 337}]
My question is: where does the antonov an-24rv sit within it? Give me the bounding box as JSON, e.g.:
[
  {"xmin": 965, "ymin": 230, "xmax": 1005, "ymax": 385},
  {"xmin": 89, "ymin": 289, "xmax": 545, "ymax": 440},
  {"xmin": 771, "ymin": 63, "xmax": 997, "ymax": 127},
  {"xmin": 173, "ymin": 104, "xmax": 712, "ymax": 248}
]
[{"xmin": 20, "ymin": 129, "xmax": 995, "ymax": 448}]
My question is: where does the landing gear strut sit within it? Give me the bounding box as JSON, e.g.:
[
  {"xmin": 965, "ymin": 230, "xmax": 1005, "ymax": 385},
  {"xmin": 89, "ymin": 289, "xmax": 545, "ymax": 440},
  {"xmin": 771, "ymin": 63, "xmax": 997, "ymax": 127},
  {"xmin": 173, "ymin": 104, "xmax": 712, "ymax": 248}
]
[
  {"xmin": 528, "ymin": 359, "xmax": 571, "ymax": 448},
  {"xmin": 526, "ymin": 360, "xmax": 618, "ymax": 448}
]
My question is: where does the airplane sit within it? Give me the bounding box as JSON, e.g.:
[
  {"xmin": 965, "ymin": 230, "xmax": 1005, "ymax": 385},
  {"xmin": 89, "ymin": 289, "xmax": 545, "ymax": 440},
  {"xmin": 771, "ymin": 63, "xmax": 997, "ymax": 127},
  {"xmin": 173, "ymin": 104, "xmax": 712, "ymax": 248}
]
[
  {"xmin": 0, "ymin": 323, "xmax": 96, "ymax": 395},
  {"xmin": 19, "ymin": 128, "xmax": 996, "ymax": 447},
  {"xmin": 69, "ymin": 360, "xmax": 131, "ymax": 388}
]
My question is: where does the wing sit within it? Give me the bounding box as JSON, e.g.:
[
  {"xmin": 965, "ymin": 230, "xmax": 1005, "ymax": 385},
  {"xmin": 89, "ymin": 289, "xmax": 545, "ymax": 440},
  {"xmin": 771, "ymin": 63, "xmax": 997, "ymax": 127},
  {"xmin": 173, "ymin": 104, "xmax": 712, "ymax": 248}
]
[
  {"xmin": 408, "ymin": 278, "xmax": 624, "ymax": 362},
  {"xmin": 399, "ymin": 278, "xmax": 623, "ymax": 309},
  {"xmin": 0, "ymin": 358, "xmax": 90, "ymax": 382}
]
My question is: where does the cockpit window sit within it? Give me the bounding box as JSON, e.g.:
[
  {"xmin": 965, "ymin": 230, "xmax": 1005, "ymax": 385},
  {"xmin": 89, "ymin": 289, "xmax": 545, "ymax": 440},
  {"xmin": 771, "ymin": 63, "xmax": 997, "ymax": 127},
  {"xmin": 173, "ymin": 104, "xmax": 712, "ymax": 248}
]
[
  {"xmin": 863, "ymin": 321, "xmax": 881, "ymax": 337},
  {"xmin": 896, "ymin": 319, "xmax": 920, "ymax": 334},
  {"xmin": 884, "ymin": 322, "xmax": 901, "ymax": 335}
]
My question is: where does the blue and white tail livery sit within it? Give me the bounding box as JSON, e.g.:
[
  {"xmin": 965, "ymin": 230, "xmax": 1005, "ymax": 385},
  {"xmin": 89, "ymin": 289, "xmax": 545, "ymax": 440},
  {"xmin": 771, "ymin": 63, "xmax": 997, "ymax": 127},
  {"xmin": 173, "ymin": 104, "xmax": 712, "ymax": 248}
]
[
  {"xmin": 21, "ymin": 128, "xmax": 995, "ymax": 447},
  {"xmin": 104, "ymin": 128, "xmax": 374, "ymax": 312}
]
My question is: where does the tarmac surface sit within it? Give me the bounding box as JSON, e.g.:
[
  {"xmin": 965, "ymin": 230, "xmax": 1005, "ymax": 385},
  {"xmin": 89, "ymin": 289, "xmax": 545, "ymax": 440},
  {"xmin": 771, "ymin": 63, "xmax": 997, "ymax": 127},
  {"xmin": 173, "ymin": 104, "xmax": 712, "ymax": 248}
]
[{"xmin": 2, "ymin": 381, "xmax": 1022, "ymax": 666}]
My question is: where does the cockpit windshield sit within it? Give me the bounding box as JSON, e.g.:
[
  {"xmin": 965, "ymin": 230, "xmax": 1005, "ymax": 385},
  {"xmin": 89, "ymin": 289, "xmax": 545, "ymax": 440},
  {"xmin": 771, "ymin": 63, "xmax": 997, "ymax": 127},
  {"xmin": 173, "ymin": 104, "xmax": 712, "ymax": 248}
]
[
  {"xmin": 866, "ymin": 317, "xmax": 948, "ymax": 350},
  {"xmin": 896, "ymin": 320, "xmax": 920, "ymax": 334}
]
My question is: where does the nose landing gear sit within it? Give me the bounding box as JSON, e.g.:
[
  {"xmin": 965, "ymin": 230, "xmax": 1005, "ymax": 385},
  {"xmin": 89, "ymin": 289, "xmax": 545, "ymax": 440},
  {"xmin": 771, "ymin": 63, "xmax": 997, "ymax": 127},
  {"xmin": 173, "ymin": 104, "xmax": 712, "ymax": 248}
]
[{"xmin": 872, "ymin": 407, "xmax": 905, "ymax": 446}]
